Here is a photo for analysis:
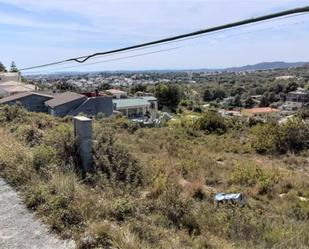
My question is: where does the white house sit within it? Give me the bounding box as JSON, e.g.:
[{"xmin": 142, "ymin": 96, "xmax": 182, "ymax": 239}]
[{"xmin": 113, "ymin": 96, "xmax": 158, "ymax": 120}]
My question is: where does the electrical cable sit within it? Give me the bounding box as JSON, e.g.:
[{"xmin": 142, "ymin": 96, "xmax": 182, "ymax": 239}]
[
  {"xmin": 24, "ymin": 17, "xmax": 309, "ymax": 74},
  {"xmin": 19, "ymin": 6, "xmax": 309, "ymax": 71}
]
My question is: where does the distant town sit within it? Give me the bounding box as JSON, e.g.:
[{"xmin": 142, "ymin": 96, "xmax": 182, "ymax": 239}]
[{"xmin": 0, "ymin": 62, "xmax": 307, "ymax": 128}]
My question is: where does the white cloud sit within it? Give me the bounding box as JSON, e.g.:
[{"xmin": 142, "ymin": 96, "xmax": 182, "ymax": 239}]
[{"xmin": 0, "ymin": 0, "xmax": 308, "ymax": 70}]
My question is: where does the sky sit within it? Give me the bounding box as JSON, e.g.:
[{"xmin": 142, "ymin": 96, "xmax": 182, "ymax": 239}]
[{"xmin": 0, "ymin": 0, "xmax": 308, "ymax": 73}]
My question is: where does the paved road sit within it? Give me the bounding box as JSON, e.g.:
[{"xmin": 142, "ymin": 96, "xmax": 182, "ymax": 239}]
[{"xmin": 0, "ymin": 179, "xmax": 75, "ymax": 249}]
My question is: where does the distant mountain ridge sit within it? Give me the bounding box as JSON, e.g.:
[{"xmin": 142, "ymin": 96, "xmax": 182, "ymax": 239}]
[
  {"xmin": 24, "ymin": 61, "xmax": 309, "ymax": 77},
  {"xmin": 108, "ymin": 61, "xmax": 309, "ymax": 73},
  {"xmin": 221, "ymin": 61, "xmax": 309, "ymax": 72}
]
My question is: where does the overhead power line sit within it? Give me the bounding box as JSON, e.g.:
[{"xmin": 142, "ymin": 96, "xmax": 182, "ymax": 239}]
[
  {"xmin": 25, "ymin": 17, "xmax": 309, "ymax": 75},
  {"xmin": 20, "ymin": 6, "xmax": 309, "ymax": 71}
]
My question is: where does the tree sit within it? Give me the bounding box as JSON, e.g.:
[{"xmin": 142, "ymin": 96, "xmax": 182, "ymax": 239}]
[
  {"xmin": 10, "ymin": 61, "xmax": 18, "ymax": 72},
  {"xmin": 285, "ymin": 81, "xmax": 298, "ymax": 93},
  {"xmin": 212, "ymin": 88, "xmax": 226, "ymax": 100},
  {"xmin": 0, "ymin": 61, "xmax": 7, "ymax": 72},
  {"xmin": 98, "ymin": 83, "xmax": 111, "ymax": 91},
  {"xmin": 155, "ymin": 84, "xmax": 181, "ymax": 112},
  {"xmin": 233, "ymin": 94, "xmax": 242, "ymax": 107},
  {"xmin": 259, "ymin": 95, "xmax": 270, "ymax": 107},
  {"xmin": 203, "ymin": 89, "xmax": 213, "ymax": 102},
  {"xmin": 244, "ymin": 97, "xmax": 255, "ymax": 108},
  {"xmin": 273, "ymin": 83, "xmax": 284, "ymax": 94},
  {"xmin": 131, "ymin": 84, "xmax": 147, "ymax": 94}
]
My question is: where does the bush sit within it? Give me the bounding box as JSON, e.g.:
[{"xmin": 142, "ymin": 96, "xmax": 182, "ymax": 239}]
[
  {"xmin": 0, "ymin": 129, "xmax": 34, "ymax": 186},
  {"xmin": 25, "ymin": 185, "xmax": 47, "ymax": 210},
  {"xmin": 13, "ymin": 124, "xmax": 44, "ymax": 147},
  {"xmin": 32, "ymin": 144, "xmax": 57, "ymax": 173},
  {"xmin": 251, "ymin": 119, "xmax": 309, "ymax": 155},
  {"xmin": 153, "ymin": 182, "xmax": 193, "ymax": 228},
  {"xmin": 280, "ymin": 118, "xmax": 309, "ymax": 153},
  {"xmin": 0, "ymin": 104, "xmax": 27, "ymax": 123},
  {"xmin": 110, "ymin": 196, "xmax": 136, "ymax": 221},
  {"xmin": 230, "ymin": 163, "xmax": 279, "ymax": 196},
  {"xmin": 93, "ymin": 127, "xmax": 144, "ymax": 188},
  {"xmin": 193, "ymin": 111, "xmax": 227, "ymax": 134},
  {"xmin": 250, "ymin": 123, "xmax": 280, "ymax": 154},
  {"xmin": 43, "ymin": 124, "xmax": 75, "ymax": 166}
]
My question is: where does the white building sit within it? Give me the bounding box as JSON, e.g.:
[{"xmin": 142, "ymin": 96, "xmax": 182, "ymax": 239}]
[
  {"xmin": 106, "ymin": 89, "xmax": 127, "ymax": 99},
  {"xmin": 0, "ymin": 72, "xmax": 35, "ymax": 97},
  {"xmin": 0, "ymin": 72, "xmax": 21, "ymax": 83},
  {"xmin": 113, "ymin": 96, "xmax": 158, "ymax": 120}
]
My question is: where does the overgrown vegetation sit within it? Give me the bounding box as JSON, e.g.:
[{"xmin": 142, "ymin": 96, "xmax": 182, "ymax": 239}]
[
  {"xmin": 0, "ymin": 105, "xmax": 308, "ymax": 249},
  {"xmin": 250, "ymin": 119, "xmax": 309, "ymax": 154}
]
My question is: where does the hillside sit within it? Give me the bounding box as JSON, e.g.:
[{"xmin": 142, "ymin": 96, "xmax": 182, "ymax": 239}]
[
  {"xmin": 0, "ymin": 106, "xmax": 308, "ymax": 249},
  {"xmin": 223, "ymin": 61, "xmax": 309, "ymax": 72}
]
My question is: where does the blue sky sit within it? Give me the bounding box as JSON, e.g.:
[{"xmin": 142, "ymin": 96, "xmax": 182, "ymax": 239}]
[{"xmin": 0, "ymin": 0, "xmax": 308, "ymax": 73}]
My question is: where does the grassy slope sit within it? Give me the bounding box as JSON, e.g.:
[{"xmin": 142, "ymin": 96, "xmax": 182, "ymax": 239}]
[{"xmin": 0, "ymin": 107, "xmax": 308, "ymax": 249}]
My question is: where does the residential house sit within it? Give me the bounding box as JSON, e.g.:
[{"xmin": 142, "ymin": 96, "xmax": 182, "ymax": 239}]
[
  {"xmin": 113, "ymin": 98, "xmax": 150, "ymax": 118},
  {"xmin": 113, "ymin": 96, "xmax": 158, "ymax": 120},
  {"xmin": 279, "ymin": 102, "xmax": 303, "ymax": 113},
  {"xmin": 286, "ymin": 88, "xmax": 309, "ymax": 104},
  {"xmin": 0, "ymin": 91, "xmax": 114, "ymax": 118},
  {"xmin": 140, "ymin": 96, "xmax": 158, "ymax": 111},
  {"xmin": 45, "ymin": 92, "xmax": 88, "ymax": 117},
  {"xmin": 0, "ymin": 92, "xmax": 53, "ymax": 112},
  {"xmin": 69, "ymin": 96, "xmax": 113, "ymax": 117},
  {"xmin": 106, "ymin": 89, "xmax": 127, "ymax": 99}
]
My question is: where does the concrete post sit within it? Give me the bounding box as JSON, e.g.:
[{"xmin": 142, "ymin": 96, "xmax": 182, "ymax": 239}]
[{"xmin": 73, "ymin": 116, "xmax": 92, "ymax": 172}]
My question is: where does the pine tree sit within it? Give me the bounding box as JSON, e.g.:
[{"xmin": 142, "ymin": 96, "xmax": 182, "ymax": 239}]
[
  {"xmin": 0, "ymin": 61, "xmax": 7, "ymax": 72},
  {"xmin": 10, "ymin": 61, "xmax": 18, "ymax": 72}
]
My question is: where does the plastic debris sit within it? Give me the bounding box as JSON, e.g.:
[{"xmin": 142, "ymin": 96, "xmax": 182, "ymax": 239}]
[{"xmin": 214, "ymin": 192, "xmax": 245, "ymax": 206}]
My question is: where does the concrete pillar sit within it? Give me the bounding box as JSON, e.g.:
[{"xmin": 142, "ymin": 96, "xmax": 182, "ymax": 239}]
[{"xmin": 73, "ymin": 116, "xmax": 92, "ymax": 172}]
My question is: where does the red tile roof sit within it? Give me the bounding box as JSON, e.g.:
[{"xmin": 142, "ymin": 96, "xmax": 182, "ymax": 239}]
[{"xmin": 243, "ymin": 107, "xmax": 279, "ymax": 114}]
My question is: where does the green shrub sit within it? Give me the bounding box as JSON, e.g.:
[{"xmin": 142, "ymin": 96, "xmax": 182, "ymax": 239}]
[
  {"xmin": 193, "ymin": 111, "xmax": 227, "ymax": 134},
  {"xmin": 0, "ymin": 104, "xmax": 27, "ymax": 123},
  {"xmin": 280, "ymin": 118, "xmax": 309, "ymax": 153},
  {"xmin": 110, "ymin": 196, "xmax": 136, "ymax": 221},
  {"xmin": 251, "ymin": 119, "xmax": 309, "ymax": 155},
  {"xmin": 230, "ymin": 163, "xmax": 279, "ymax": 196},
  {"xmin": 32, "ymin": 144, "xmax": 57, "ymax": 173},
  {"xmin": 43, "ymin": 124, "xmax": 75, "ymax": 166},
  {"xmin": 250, "ymin": 123, "xmax": 280, "ymax": 154},
  {"xmin": 13, "ymin": 124, "xmax": 44, "ymax": 147},
  {"xmin": 25, "ymin": 185, "xmax": 47, "ymax": 210},
  {"xmin": 93, "ymin": 127, "xmax": 144, "ymax": 188},
  {"xmin": 153, "ymin": 183, "xmax": 193, "ymax": 228}
]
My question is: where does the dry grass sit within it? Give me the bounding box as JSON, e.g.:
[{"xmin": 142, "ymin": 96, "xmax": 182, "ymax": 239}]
[{"xmin": 0, "ymin": 109, "xmax": 308, "ymax": 249}]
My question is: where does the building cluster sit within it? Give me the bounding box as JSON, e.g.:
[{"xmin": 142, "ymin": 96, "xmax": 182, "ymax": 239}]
[
  {"xmin": 219, "ymin": 87, "xmax": 309, "ymax": 122},
  {"xmin": 28, "ymin": 72, "xmax": 171, "ymax": 90},
  {"xmin": 0, "ymin": 73, "xmax": 159, "ymax": 123}
]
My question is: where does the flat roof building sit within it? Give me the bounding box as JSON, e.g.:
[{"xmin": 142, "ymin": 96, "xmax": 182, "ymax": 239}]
[{"xmin": 0, "ymin": 72, "xmax": 21, "ymax": 83}]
